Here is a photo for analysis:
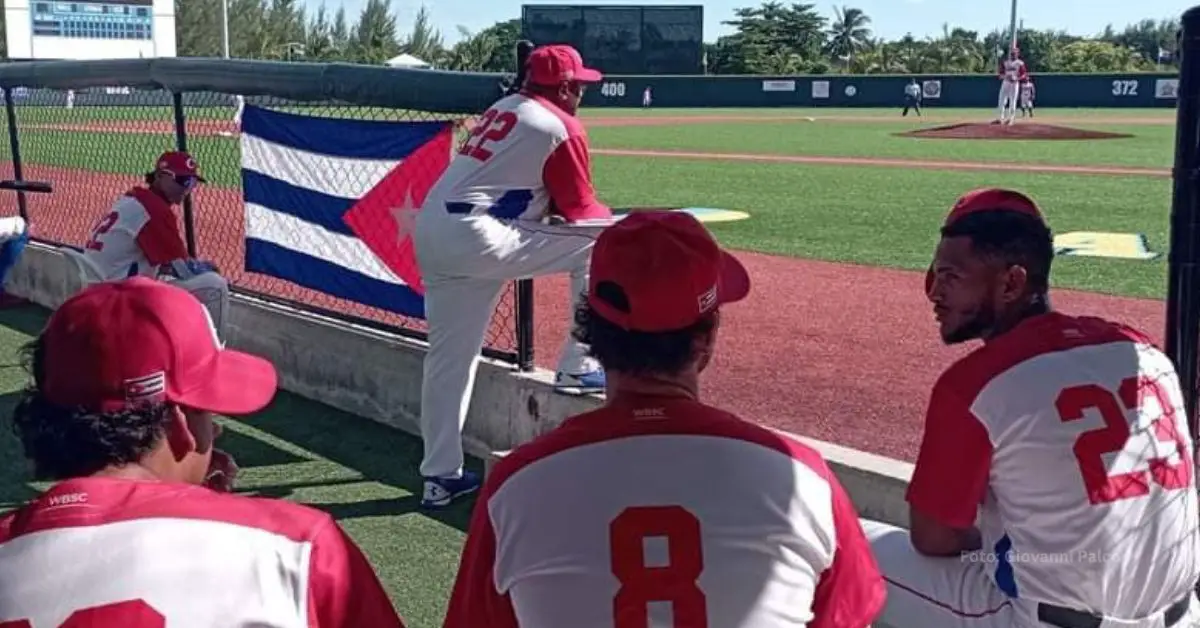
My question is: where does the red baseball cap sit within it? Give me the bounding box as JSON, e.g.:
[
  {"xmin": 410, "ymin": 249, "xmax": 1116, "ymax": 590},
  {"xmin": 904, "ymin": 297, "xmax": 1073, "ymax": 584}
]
[
  {"xmin": 154, "ymin": 151, "xmax": 206, "ymax": 183},
  {"xmin": 944, "ymin": 188, "xmax": 1044, "ymax": 228},
  {"xmin": 588, "ymin": 211, "xmax": 750, "ymax": 332},
  {"xmin": 41, "ymin": 277, "xmax": 276, "ymax": 415},
  {"xmin": 526, "ymin": 45, "xmax": 603, "ymax": 86}
]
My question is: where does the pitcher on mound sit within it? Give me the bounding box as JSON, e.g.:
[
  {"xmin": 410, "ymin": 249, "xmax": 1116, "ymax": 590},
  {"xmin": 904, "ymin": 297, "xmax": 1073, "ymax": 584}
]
[{"xmin": 995, "ymin": 48, "xmax": 1027, "ymax": 125}]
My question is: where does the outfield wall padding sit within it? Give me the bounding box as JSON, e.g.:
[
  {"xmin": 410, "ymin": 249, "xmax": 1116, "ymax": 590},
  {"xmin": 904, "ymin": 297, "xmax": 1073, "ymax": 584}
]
[{"xmin": 583, "ymin": 72, "xmax": 1181, "ymax": 109}]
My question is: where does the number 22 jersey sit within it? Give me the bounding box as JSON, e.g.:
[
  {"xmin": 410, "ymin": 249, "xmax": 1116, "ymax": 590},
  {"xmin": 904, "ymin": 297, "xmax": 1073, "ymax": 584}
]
[
  {"xmin": 444, "ymin": 396, "xmax": 886, "ymax": 628},
  {"xmin": 908, "ymin": 312, "xmax": 1200, "ymax": 617}
]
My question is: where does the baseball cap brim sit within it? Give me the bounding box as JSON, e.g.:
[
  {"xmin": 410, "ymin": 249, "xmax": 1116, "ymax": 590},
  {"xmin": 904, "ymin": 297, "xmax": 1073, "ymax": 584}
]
[
  {"xmin": 176, "ymin": 349, "xmax": 278, "ymax": 416},
  {"xmin": 718, "ymin": 250, "xmax": 751, "ymax": 305},
  {"xmin": 576, "ymin": 67, "xmax": 603, "ymax": 83}
]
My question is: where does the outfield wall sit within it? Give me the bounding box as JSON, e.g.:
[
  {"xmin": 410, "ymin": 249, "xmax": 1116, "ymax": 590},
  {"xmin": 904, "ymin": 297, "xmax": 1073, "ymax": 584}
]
[
  {"xmin": 7, "ymin": 241, "xmax": 914, "ymax": 528},
  {"xmin": 584, "ymin": 72, "xmax": 1182, "ymax": 108}
]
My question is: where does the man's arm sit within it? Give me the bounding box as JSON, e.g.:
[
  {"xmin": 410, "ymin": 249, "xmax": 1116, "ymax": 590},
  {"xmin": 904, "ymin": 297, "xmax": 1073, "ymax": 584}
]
[
  {"xmin": 809, "ymin": 477, "xmax": 887, "ymax": 628},
  {"xmin": 542, "ymin": 134, "xmax": 612, "ymax": 223},
  {"xmin": 444, "ymin": 487, "xmax": 520, "ymax": 628},
  {"xmin": 307, "ymin": 519, "xmax": 406, "ymax": 628},
  {"xmin": 905, "ymin": 378, "xmax": 992, "ymax": 557}
]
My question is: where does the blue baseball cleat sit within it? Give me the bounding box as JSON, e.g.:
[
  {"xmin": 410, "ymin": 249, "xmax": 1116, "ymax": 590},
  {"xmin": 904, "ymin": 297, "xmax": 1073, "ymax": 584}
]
[
  {"xmin": 421, "ymin": 471, "xmax": 481, "ymax": 509},
  {"xmin": 553, "ymin": 369, "xmax": 607, "ymax": 395}
]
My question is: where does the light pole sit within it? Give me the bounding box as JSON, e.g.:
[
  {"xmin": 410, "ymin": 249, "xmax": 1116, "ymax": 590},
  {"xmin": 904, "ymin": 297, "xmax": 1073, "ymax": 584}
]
[
  {"xmin": 222, "ymin": 0, "xmax": 230, "ymax": 58},
  {"xmin": 1007, "ymin": 0, "xmax": 1019, "ymax": 52}
]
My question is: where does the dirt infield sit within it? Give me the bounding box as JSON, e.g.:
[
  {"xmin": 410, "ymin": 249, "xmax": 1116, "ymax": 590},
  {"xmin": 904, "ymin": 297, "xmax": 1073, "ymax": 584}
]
[{"xmin": 897, "ymin": 122, "xmax": 1134, "ymax": 141}]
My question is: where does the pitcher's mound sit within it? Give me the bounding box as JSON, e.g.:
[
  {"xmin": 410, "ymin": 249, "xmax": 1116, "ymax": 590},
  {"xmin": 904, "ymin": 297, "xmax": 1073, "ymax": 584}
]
[{"xmin": 897, "ymin": 122, "xmax": 1132, "ymax": 141}]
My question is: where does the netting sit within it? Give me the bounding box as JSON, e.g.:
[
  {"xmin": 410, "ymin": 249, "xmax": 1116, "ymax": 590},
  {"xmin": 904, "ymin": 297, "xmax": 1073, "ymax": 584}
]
[{"xmin": 0, "ymin": 84, "xmax": 521, "ymax": 362}]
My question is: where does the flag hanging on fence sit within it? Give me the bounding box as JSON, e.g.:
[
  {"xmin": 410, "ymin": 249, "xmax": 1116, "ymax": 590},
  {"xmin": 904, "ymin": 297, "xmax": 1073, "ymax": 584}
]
[{"xmin": 240, "ymin": 105, "xmax": 454, "ymax": 319}]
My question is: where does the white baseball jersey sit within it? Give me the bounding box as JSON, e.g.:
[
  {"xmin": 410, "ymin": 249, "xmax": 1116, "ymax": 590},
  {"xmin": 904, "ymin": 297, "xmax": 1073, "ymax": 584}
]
[
  {"xmin": 420, "ymin": 92, "xmax": 610, "ymax": 225},
  {"xmin": 908, "ymin": 312, "xmax": 1200, "ymax": 617},
  {"xmin": 905, "ymin": 83, "xmax": 921, "ymax": 98},
  {"xmin": 1001, "ymin": 58, "xmax": 1027, "ymax": 83},
  {"xmin": 0, "ymin": 477, "xmax": 405, "ymax": 627},
  {"xmin": 1020, "ymin": 82, "xmax": 1035, "ymax": 100},
  {"xmin": 83, "ymin": 187, "xmax": 188, "ymax": 280},
  {"xmin": 445, "ymin": 396, "xmax": 886, "ymax": 628}
]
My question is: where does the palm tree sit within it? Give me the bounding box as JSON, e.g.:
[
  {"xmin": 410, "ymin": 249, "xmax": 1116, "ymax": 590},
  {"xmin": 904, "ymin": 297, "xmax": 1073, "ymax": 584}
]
[{"xmin": 826, "ymin": 6, "xmax": 872, "ymax": 71}]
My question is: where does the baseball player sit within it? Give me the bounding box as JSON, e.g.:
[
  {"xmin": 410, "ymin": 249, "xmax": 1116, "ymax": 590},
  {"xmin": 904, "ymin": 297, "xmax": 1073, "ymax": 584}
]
[
  {"xmin": 1019, "ymin": 78, "xmax": 1036, "ymax": 118},
  {"xmin": 412, "ymin": 44, "xmax": 613, "ymax": 508},
  {"xmin": 995, "ymin": 48, "xmax": 1027, "ymax": 125},
  {"xmin": 862, "ymin": 188, "xmax": 1200, "ymax": 628},
  {"xmin": 83, "ymin": 151, "xmax": 230, "ymax": 340},
  {"xmin": 0, "ymin": 277, "xmax": 406, "ymax": 627},
  {"xmin": 903, "ymin": 78, "xmax": 922, "ymax": 117},
  {"xmin": 444, "ymin": 210, "xmax": 886, "ymax": 628},
  {"xmin": 642, "ymin": 85, "xmax": 653, "ymax": 108}
]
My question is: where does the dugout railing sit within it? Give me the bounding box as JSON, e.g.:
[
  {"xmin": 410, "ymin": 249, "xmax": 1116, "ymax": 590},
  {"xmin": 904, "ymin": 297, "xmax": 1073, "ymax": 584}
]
[{"xmin": 0, "ymin": 57, "xmax": 536, "ymax": 370}]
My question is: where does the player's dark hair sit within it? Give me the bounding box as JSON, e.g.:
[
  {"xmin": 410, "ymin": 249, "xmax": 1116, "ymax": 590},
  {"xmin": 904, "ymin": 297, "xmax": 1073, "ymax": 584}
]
[
  {"xmin": 941, "ymin": 209, "xmax": 1054, "ymax": 293},
  {"xmin": 572, "ymin": 282, "xmax": 717, "ymax": 375},
  {"xmin": 144, "ymin": 171, "xmax": 155, "ymax": 185},
  {"xmin": 9, "ymin": 336, "xmax": 172, "ymax": 480}
]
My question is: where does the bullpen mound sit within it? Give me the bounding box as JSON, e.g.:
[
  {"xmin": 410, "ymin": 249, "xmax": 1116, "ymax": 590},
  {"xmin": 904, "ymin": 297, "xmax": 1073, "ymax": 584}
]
[{"xmin": 897, "ymin": 122, "xmax": 1133, "ymax": 141}]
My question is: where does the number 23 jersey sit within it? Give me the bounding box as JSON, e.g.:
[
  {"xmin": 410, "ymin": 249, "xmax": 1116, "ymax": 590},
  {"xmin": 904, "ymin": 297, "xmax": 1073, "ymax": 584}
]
[
  {"xmin": 444, "ymin": 397, "xmax": 886, "ymax": 628},
  {"xmin": 908, "ymin": 312, "xmax": 1200, "ymax": 617}
]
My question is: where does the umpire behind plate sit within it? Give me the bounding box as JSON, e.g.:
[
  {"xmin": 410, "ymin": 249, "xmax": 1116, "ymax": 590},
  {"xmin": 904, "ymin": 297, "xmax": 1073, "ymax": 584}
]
[{"xmin": 412, "ymin": 43, "xmax": 614, "ymax": 509}]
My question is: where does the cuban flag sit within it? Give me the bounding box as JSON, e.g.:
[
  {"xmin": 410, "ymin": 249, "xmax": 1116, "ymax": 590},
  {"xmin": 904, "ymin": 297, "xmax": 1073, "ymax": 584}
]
[{"xmin": 240, "ymin": 105, "xmax": 454, "ymax": 318}]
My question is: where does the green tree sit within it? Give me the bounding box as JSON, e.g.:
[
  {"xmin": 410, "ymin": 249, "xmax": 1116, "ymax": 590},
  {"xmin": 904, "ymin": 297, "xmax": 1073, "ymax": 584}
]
[
  {"xmin": 175, "ymin": 0, "xmax": 222, "ymax": 57},
  {"xmin": 721, "ymin": 2, "xmax": 828, "ymax": 73},
  {"xmin": 401, "ymin": 5, "xmax": 444, "ymax": 65},
  {"xmin": 1050, "ymin": 39, "xmax": 1151, "ymax": 72},
  {"xmin": 825, "ymin": 6, "xmax": 871, "ymax": 71},
  {"xmin": 350, "ymin": 0, "xmax": 401, "ymax": 64},
  {"xmin": 330, "ymin": 6, "xmax": 352, "ymax": 57}
]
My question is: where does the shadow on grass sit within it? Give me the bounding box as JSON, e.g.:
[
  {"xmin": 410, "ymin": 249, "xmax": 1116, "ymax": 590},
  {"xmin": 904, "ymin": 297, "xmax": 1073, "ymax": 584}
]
[
  {"xmin": 0, "ymin": 391, "xmax": 44, "ymax": 509},
  {"xmin": 0, "ymin": 303, "xmax": 49, "ymax": 338},
  {"xmin": 235, "ymin": 391, "xmax": 480, "ymax": 532}
]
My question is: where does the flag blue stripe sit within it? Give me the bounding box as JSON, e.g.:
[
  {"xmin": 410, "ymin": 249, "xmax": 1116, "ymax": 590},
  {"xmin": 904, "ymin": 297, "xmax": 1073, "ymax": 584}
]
[
  {"xmin": 245, "ymin": 239, "xmax": 425, "ymax": 319},
  {"xmin": 242, "ymin": 170, "xmax": 356, "ymax": 236},
  {"xmin": 241, "ymin": 105, "xmax": 451, "ymax": 160}
]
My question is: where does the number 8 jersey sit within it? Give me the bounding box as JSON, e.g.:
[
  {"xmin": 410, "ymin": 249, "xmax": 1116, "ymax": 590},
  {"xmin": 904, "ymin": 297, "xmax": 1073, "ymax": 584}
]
[
  {"xmin": 907, "ymin": 311, "xmax": 1200, "ymax": 617},
  {"xmin": 444, "ymin": 396, "xmax": 887, "ymax": 628}
]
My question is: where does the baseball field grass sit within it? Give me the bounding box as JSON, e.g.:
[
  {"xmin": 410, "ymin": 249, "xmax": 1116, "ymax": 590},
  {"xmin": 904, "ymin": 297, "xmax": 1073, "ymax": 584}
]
[{"xmin": 0, "ymin": 106, "xmax": 1180, "ymax": 301}]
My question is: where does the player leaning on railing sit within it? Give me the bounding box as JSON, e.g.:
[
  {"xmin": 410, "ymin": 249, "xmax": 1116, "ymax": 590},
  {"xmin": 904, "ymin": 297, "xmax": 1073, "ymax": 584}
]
[{"xmin": 80, "ymin": 151, "xmax": 231, "ymax": 340}]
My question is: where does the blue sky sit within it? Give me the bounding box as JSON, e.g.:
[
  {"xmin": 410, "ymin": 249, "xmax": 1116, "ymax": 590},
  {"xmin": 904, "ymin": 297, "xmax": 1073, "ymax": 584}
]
[{"xmin": 307, "ymin": 0, "xmax": 1195, "ymax": 45}]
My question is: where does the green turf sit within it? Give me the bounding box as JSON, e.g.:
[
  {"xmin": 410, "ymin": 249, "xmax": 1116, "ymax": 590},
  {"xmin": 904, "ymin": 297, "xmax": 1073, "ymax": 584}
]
[
  {"xmin": 591, "ymin": 155, "xmax": 1172, "ymax": 299},
  {"xmin": 0, "ymin": 104, "xmax": 1178, "ymax": 301},
  {"xmin": 0, "ymin": 305, "xmax": 473, "ymax": 627},
  {"xmin": 588, "ymin": 120, "xmax": 1175, "ymax": 169},
  {"xmin": 580, "ymin": 106, "xmax": 1178, "ymax": 119}
]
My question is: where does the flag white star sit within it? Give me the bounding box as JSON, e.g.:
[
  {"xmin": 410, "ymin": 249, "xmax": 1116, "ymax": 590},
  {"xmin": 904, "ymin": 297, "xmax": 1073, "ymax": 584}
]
[{"xmin": 391, "ymin": 188, "xmax": 418, "ymax": 243}]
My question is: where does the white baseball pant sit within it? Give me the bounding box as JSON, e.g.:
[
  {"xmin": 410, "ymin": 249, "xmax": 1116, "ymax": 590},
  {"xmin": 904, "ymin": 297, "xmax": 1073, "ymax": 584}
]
[
  {"xmin": 997, "ymin": 80, "xmax": 1020, "ymax": 123},
  {"xmin": 413, "ymin": 212, "xmax": 604, "ymax": 479},
  {"xmin": 862, "ymin": 519, "xmax": 1200, "ymax": 628},
  {"xmin": 173, "ymin": 271, "xmax": 231, "ymax": 342}
]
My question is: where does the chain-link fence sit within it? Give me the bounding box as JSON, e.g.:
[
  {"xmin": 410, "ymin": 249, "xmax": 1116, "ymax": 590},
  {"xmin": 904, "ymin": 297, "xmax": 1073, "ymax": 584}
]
[{"xmin": 0, "ymin": 59, "xmax": 533, "ymax": 368}]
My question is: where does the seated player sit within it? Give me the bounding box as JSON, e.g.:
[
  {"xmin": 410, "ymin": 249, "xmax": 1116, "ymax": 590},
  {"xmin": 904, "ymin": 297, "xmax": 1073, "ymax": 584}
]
[
  {"xmin": 443, "ymin": 210, "xmax": 885, "ymax": 628},
  {"xmin": 82, "ymin": 150, "xmax": 230, "ymax": 339},
  {"xmin": 0, "ymin": 277, "xmax": 406, "ymax": 627},
  {"xmin": 0, "ymin": 215, "xmax": 29, "ymax": 304},
  {"xmin": 862, "ymin": 189, "xmax": 1200, "ymax": 628}
]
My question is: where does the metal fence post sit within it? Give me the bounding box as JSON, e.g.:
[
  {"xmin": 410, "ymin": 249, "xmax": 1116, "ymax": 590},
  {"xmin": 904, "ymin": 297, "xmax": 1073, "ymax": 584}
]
[
  {"xmin": 3, "ymin": 87, "xmax": 28, "ymax": 221},
  {"xmin": 171, "ymin": 91, "xmax": 198, "ymax": 257},
  {"xmin": 1165, "ymin": 5, "xmax": 1200, "ymax": 438},
  {"xmin": 516, "ymin": 279, "xmax": 535, "ymax": 371}
]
